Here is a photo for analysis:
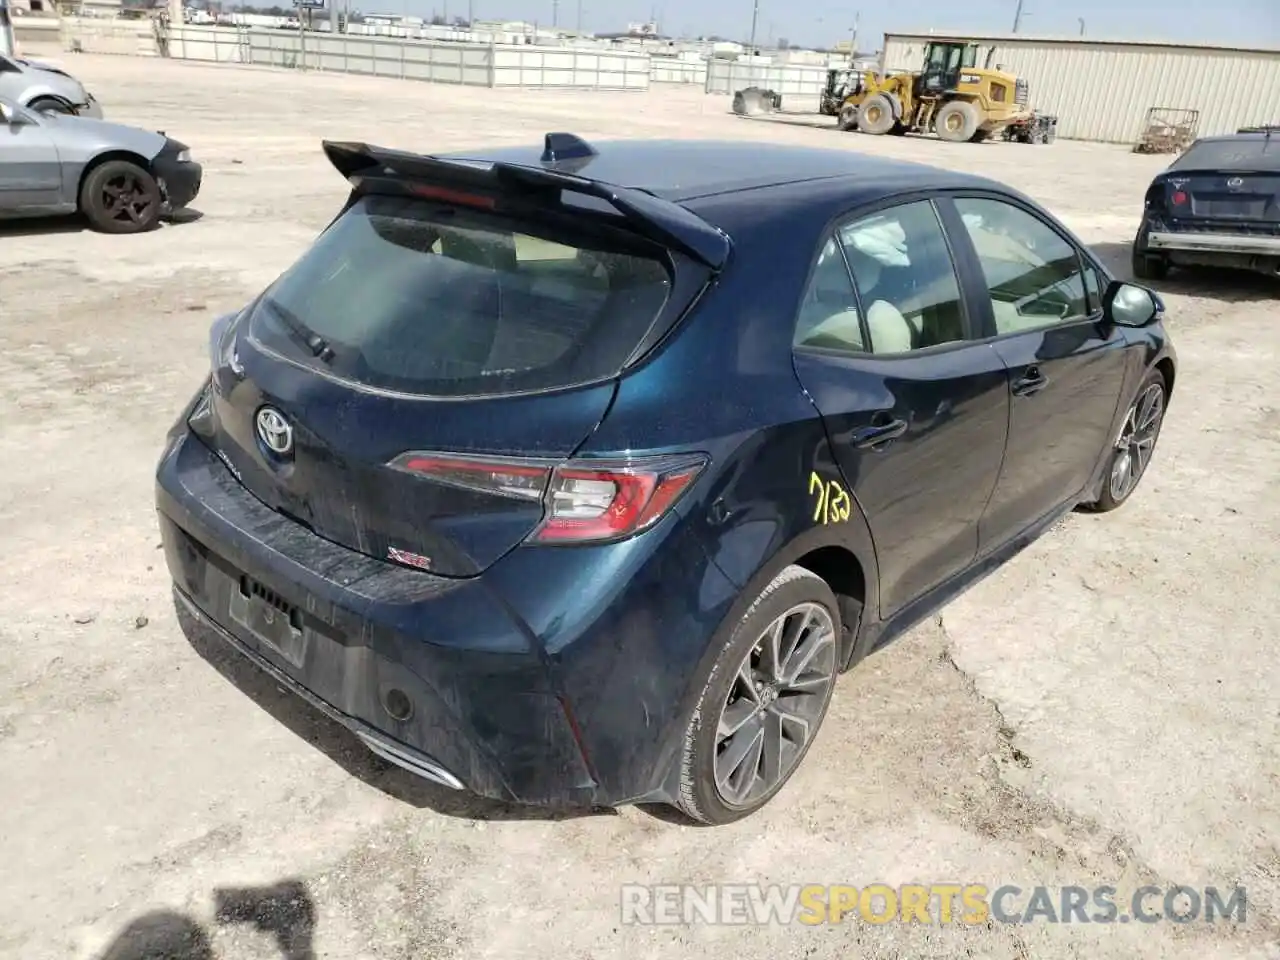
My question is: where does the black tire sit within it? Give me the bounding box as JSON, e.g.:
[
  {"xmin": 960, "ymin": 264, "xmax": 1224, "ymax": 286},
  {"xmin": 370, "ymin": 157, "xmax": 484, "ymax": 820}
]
[
  {"xmin": 837, "ymin": 103, "xmax": 858, "ymax": 131},
  {"xmin": 79, "ymin": 159, "xmax": 163, "ymax": 234},
  {"xmin": 1081, "ymin": 369, "xmax": 1167, "ymax": 514},
  {"xmin": 857, "ymin": 94, "xmax": 896, "ymax": 136},
  {"xmin": 969, "ymin": 128, "xmax": 992, "ymax": 143},
  {"xmin": 676, "ymin": 565, "xmax": 843, "ymax": 825},
  {"xmin": 1131, "ymin": 232, "xmax": 1170, "ymax": 281},
  {"xmin": 27, "ymin": 96, "xmax": 74, "ymax": 115},
  {"xmin": 935, "ymin": 100, "xmax": 980, "ymax": 142}
]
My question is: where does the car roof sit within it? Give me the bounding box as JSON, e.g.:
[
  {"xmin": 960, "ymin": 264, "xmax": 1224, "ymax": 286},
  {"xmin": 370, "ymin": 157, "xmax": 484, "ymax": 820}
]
[
  {"xmin": 439, "ymin": 138, "xmax": 996, "ymax": 203},
  {"xmin": 1194, "ymin": 132, "xmax": 1277, "ymax": 144}
]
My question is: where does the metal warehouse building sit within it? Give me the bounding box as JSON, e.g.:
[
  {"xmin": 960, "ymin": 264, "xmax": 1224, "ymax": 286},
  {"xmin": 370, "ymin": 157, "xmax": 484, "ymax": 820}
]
[{"xmin": 882, "ymin": 32, "xmax": 1280, "ymax": 143}]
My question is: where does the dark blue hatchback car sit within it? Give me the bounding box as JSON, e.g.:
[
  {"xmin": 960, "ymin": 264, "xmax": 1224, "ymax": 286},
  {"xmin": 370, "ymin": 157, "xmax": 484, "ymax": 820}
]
[{"xmin": 157, "ymin": 135, "xmax": 1176, "ymax": 824}]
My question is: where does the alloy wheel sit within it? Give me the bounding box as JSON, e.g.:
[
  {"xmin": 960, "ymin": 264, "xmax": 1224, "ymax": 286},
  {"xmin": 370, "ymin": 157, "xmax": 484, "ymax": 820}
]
[
  {"xmin": 101, "ymin": 172, "xmax": 157, "ymax": 227},
  {"xmin": 1110, "ymin": 382, "xmax": 1164, "ymax": 502},
  {"xmin": 713, "ymin": 602, "xmax": 837, "ymax": 808}
]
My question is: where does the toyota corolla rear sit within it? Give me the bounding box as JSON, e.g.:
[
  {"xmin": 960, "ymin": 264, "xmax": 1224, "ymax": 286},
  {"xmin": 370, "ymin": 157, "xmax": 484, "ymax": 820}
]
[{"xmin": 155, "ymin": 142, "xmax": 737, "ymax": 806}]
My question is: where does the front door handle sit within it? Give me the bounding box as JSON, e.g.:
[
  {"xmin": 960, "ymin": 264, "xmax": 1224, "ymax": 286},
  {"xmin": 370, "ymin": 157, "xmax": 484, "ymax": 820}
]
[
  {"xmin": 852, "ymin": 417, "xmax": 908, "ymax": 449},
  {"xmin": 1011, "ymin": 367, "xmax": 1049, "ymax": 397}
]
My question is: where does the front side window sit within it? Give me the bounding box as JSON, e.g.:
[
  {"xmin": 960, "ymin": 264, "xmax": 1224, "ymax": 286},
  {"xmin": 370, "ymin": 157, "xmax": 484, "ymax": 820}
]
[
  {"xmin": 837, "ymin": 200, "xmax": 968, "ymax": 354},
  {"xmin": 954, "ymin": 197, "xmax": 1089, "ymax": 336},
  {"xmin": 247, "ymin": 194, "xmax": 672, "ymax": 397}
]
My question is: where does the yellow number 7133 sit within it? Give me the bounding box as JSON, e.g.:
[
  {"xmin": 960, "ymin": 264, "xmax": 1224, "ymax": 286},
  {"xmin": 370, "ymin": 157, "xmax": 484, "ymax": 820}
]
[{"xmin": 809, "ymin": 471, "xmax": 851, "ymax": 525}]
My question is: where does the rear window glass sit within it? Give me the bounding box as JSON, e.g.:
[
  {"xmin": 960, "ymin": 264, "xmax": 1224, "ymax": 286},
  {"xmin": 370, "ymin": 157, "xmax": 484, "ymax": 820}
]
[
  {"xmin": 1170, "ymin": 138, "xmax": 1280, "ymax": 172},
  {"xmin": 248, "ymin": 194, "xmax": 672, "ymax": 397}
]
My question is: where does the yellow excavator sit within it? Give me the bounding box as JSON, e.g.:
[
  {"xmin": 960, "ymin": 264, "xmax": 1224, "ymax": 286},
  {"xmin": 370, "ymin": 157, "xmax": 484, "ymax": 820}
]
[{"xmin": 837, "ymin": 39, "xmax": 1051, "ymax": 143}]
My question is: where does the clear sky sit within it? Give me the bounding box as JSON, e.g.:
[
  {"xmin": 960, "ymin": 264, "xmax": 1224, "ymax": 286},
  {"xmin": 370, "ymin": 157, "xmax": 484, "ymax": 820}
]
[{"xmin": 397, "ymin": 0, "xmax": 1280, "ymax": 51}]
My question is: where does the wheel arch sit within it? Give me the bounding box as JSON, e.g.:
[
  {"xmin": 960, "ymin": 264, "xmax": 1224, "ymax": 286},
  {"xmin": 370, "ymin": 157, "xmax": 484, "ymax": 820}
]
[
  {"xmin": 75, "ymin": 150, "xmax": 155, "ymax": 211},
  {"xmin": 23, "ymin": 92, "xmax": 74, "ymax": 111},
  {"xmin": 74, "ymin": 151, "xmax": 156, "ymax": 213},
  {"xmin": 1155, "ymin": 356, "xmax": 1175, "ymax": 398},
  {"xmin": 713, "ymin": 521, "xmax": 879, "ymax": 672}
]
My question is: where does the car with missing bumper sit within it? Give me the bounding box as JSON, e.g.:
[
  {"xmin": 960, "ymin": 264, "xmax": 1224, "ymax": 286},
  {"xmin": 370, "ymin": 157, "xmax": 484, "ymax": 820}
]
[
  {"xmin": 157, "ymin": 134, "xmax": 1176, "ymax": 824},
  {"xmin": 1133, "ymin": 130, "xmax": 1280, "ymax": 281},
  {"xmin": 0, "ymin": 52, "xmax": 103, "ymax": 117},
  {"xmin": 0, "ymin": 96, "xmax": 201, "ymax": 232}
]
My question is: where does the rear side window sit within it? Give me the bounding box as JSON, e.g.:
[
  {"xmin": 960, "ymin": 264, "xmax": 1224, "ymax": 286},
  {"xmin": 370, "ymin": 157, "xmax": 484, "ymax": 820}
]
[
  {"xmin": 837, "ymin": 200, "xmax": 968, "ymax": 354},
  {"xmin": 248, "ymin": 194, "xmax": 672, "ymax": 397},
  {"xmin": 1171, "ymin": 138, "xmax": 1280, "ymax": 172}
]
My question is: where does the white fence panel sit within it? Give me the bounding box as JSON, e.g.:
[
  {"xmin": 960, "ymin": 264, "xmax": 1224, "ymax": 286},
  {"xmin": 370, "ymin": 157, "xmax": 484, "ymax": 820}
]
[
  {"xmin": 157, "ymin": 27, "xmax": 648, "ymax": 90},
  {"xmin": 650, "ymin": 58, "xmax": 706, "ymax": 84},
  {"xmin": 491, "ymin": 46, "xmax": 648, "ymax": 89},
  {"xmin": 167, "ymin": 26, "xmax": 246, "ymax": 62},
  {"xmin": 704, "ymin": 58, "xmax": 827, "ymax": 101},
  {"xmin": 60, "ymin": 17, "xmax": 157, "ymax": 56}
]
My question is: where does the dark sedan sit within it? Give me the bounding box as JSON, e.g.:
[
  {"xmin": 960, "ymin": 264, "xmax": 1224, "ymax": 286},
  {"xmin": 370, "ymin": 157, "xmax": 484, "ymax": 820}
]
[
  {"xmin": 156, "ymin": 135, "xmax": 1176, "ymax": 824},
  {"xmin": 1133, "ymin": 130, "xmax": 1280, "ymax": 281}
]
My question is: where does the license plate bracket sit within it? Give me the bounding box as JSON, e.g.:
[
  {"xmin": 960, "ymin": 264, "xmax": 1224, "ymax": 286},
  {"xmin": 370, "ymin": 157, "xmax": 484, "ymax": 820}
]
[{"xmin": 228, "ymin": 584, "xmax": 308, "ymax": 668}]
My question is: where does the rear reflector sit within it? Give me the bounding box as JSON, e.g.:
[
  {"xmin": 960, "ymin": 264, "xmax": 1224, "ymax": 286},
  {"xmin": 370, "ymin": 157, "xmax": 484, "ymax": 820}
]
[{"xmin": 388, "ymin": 451, "xmax": 708, "ymax": 545}]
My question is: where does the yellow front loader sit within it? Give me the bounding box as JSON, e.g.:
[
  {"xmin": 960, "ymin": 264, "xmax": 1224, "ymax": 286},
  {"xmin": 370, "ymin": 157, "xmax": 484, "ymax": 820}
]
[{"xmin": 837, "ymin": 40, "xmax": 1038, "ymax": 143}]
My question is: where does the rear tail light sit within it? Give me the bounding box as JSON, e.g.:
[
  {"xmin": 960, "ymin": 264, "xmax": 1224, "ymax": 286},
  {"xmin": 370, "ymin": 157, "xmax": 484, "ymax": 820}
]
[
  {"xmin": 1172, "ymin": 190, "xmax": 1188, "ymax": 206},
  {"xmin": 390, "ymin": 453, "xmax": 552, "ymax": 502},
  {"xmin": 389, "ymin": 452, "xmax": 708, "ymax": 544}
]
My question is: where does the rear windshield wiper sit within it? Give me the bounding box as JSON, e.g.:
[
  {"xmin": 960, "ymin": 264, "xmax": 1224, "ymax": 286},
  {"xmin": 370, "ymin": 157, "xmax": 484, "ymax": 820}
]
[{"xmin": 259, "ymin": 297, "xmax": 336, "ymax": 363}]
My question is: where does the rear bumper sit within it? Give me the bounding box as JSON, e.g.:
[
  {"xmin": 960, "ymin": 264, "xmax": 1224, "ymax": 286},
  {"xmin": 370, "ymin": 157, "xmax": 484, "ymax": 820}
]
[
  {"xmin": 157, "ymin": 430, "xmax": 598, "ymax": 806},
  {"xmin": 156, "ymin": 426, "xmax": 740, "ymax": 807},
  {"xmin": 1146, "ymin": 231, "xmax": 1280, "ymax": 256},
  {"xmin": 174, "ymin": 587, "xmax": 466, "ymax": 790}
]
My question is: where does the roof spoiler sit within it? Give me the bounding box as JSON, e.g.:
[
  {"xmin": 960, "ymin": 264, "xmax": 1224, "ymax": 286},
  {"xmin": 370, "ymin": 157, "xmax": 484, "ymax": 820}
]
[{"xmin": 321, "ymin": 137, "xmax": 731, "ymax": 270}]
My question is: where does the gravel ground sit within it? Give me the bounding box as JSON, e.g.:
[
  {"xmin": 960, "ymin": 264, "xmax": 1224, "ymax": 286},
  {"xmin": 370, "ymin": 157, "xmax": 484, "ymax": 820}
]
[{"xmin": 2, "ymin": 53, "xmax": 1278, "ymax": 960}]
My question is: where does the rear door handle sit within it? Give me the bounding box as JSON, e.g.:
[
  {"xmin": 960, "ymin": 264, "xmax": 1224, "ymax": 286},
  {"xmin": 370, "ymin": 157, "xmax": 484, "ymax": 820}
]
[
  {"xmin": 852, "ymin": 418, "xmax": 908, "ymax": 449},
  {"xmin": 1011, "ymin": 367, "xmax": 1049, "ymax": 397}
]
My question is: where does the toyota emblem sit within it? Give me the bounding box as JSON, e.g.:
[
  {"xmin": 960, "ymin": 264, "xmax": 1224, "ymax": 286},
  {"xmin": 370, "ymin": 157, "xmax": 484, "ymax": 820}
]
[
  {"xmin": 255, "ymin": 406, "xmax": 294, "ymax": 456},
  {"xmin": 1226, "ymin": 177, "xmax": 1244, "ymax": 189}
]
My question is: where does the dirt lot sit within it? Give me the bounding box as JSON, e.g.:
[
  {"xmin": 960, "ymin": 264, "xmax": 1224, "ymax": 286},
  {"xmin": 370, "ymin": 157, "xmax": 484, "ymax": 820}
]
[{"xmin": 2, "ymin": 53, "xmax": 1278, "ymax": 960}]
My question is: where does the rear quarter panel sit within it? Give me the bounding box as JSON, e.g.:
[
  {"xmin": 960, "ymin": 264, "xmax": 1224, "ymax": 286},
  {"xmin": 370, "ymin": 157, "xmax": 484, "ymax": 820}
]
[{"xmin": 535, "ymin": 183, "xmax": 884, "ymax": 799}]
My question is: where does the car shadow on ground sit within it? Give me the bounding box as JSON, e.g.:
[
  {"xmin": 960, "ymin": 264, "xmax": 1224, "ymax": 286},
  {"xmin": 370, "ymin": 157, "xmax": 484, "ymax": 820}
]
[
  {"xmin": 95, "ymin": 879, "xmax": 315, "ymax": 960},
  {"xmin": 174, "ymin": 600, "xmax": 616, "ymax": 823},
  {"xmin": 0, "ymin": 208, "xmax": 204, "ymax": 237},
  {"xmin": 0, "ymin": 214, "xmax": 89, "ymax": 237},
  {"xmin": 1090, "ymin": 241, "xmax": 1280, "ymax": 303},
  {"xmin": 167, "ymin": 208, "xmax": 205, "ymax": 226}
]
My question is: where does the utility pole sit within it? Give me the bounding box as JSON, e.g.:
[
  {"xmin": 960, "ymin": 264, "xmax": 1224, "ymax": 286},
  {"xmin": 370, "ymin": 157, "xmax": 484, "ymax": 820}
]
[
  {"xmin": 1011, "ymin": 0, "xmax": 1024, "ymax": 32},
  {"xmin": 0, "ymin": 0, "xmax": 14, "ymax": 58},
  {"xmin": 747, "ymin": 0, "xmax": 758, "ymax": 57},
  {"xmin": 1077, "ymin": 17, "xmax": 1085, "ymax": 35},
  {"xmin": 849, "ymin": 9, "xmax": 858, "ymax": 56},
  {"xmin": 551, "ymin": 0, "xmax": 558, "ymax": 27}
]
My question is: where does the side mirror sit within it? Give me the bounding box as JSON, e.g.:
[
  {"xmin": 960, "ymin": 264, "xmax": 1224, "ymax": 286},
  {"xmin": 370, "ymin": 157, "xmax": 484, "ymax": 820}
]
[{"xmin": 1103, "ymin": 280, "xmax": 1162, "ymax": 328}]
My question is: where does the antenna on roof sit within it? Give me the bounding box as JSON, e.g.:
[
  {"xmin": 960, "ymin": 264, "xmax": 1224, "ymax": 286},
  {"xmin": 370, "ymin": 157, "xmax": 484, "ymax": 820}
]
[{"xmin": 541, "ymin": 132, "xmax": 598, "ymax": 164}]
